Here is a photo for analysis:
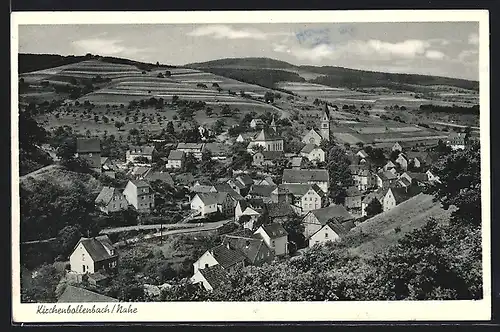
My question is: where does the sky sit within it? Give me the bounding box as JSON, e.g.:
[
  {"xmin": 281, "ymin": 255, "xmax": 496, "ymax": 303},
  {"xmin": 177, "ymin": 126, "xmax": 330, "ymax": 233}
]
[{"xmin": 18, "ymin": 22, "xmax": 480, "ymax": 80}]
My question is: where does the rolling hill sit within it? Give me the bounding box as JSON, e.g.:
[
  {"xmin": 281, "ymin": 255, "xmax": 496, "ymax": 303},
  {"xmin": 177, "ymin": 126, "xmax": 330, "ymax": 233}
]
[{"xmin": 187, "ymin": 57, "xmax": 479, "ymax": 91}]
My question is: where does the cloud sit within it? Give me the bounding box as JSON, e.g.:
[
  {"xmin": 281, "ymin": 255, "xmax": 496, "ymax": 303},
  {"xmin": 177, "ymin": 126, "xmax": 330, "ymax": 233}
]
[
  {"xmin": 468, "ymin": 33, "xmax": 479, "ymax": 45},
  {"xmin": 273, "ymin": 44, "xmax": 290, "ymax": 53},
  {"xmin": 291, "ymin": 44, "xmax": 335, "ymax": 61},
  {"xmin": 362, "ymin": 39, "xmax": 430, "ymax": 58},
  {"xmin": 187, "ymin": 25, "xmax": 268, "ymax": 40},
  {"xmin": 425, "ymin": 50, "xmax": 446, "ymax": 60},
  {"xmin": 457, "ymin": 49, "xmax": 479, "ymax": 63},
  {"xmin": 72, "ymin": 38, "xmax": 150, "ymax": 56}
]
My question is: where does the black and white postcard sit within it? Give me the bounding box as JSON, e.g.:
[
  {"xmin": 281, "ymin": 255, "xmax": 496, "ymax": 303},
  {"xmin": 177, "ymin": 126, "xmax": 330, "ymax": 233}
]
[{"xmin": 11, "ymin": 10, "xmax": 491, "ymax": 323}]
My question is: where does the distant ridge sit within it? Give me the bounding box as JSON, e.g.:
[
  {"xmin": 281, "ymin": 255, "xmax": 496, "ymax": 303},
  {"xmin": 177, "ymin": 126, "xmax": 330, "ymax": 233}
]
[{"xmin": 187, "ymin": 57, "xmax": 479, "ymax": 91}]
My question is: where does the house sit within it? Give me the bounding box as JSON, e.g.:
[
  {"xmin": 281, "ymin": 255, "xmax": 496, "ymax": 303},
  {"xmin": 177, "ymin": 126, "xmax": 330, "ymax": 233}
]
[
  {"xmin": 143, "ymin": 170, "xmax": 175, "ymax": 187},
  {"xmin": 301, "ymin": 205, "xmax": 353, "ymax": 239},
  {"xmin": 301, "ymin": 128, "xmax": 323, "ymax": 145},
  {"xmin": 447, "ymin": 132, "xmax": 466, "ymax": 150},
  {"xmin": 272, "ymin": 184, "xmax": 326, "ymax": 215},
  {"xmin": 58, "ymin": 285, "xmax": 119, "ymax": 303},
  {"xmin": 383, "ymin": 160, "xmax": 398, "ymax": 173},
  {"xmin": 126, "ymin": 145, "xmax": 155, "ymax": 164},
  {"xmin": 344, "ymin": 186, "xmax": 362, "ymax": 215},
  {"xmin": 282, "ymin": 169, "xmax": 329, "ymax": 193},
  {"xmin": 211, "ymin": 183, "xmax": 245, "ymax": 204},
  {"xmin": 308, "ymin": 221, "xmax": 355, "ymax": 248},
  {"xmin": 426, "ymin": 170, "xmax": 441, "ymax": 183},
  {"xmin": 287, "ymin": 156, "xmax": 303, "ymax": 169},
  {"xmin": 190, "ymin": 264, "xmax": 230, "ymax": 291},
  {"xmin": 383, "ymin": 187, "xmax": 421, "ymax": 212},
  {"xmin": 254, "ymin": 223, "xmax": 288, "ymax": 256},
  {"xmin": 391, "ymin": 142, "xmax": 403, "ymax": 152},
  {"xmin": 246, "ymin": 184, "xmax": 277, "ymax": 203},
  {"xmin": 375, "ymin": 171, "xmax": 398, "ymax": 188},
  {"xmin": 254, "ymin": 176, "xmax": 276, "ymax": 186},
  {"xmin": 94, "ymin": 186, "xmax": 129, "ymax": 214},
  {"xmin": 252, "ymin": 151, "xmax": 284, "ymax": 167},
  {"xmin": 193, "ymin": 243, "xmax": 246, "ymax": 274},
  {"xmin": 361, "ymin": 188, "xmax": 388, "ymax": 217},
  {"xmin": 76, "ymin": 138, "xmax": 101, "ymax": 172},
  {"xmin": 198, "ymin": 125, "xmax": 213, "ymax": 140},
  {"xmin": 69, "ymin": 235, "xmax": 117, "ymax": 274},
  {"xmin": 222, "ymin": 235, "xmax": 275, "ymax": 266},
  {"xmin": 236, "ymin": 174, "xmax": 254, "ymax": 189},
  {"xmin": 247, "ymin": 129, "xmax": 284, "ymax": 152},
  {"xmin": 405, "ymin": 151, "xmax": 433, "ymax": 169},
  {"xmin": 250, "ymin": 118, "xmax": 265, "ymax": 129},
  {"xmin": 300, "ymin": 144, "xmax": 325, "ymax": 163},
  {"xmin": 101, "ymin": 157, "xmax": 118, "ymax": 172},
  {"xmin": 236, "ymin": 133, "xmax": 255, "ymax": 143},
  {"xmin": 177, "ymin": 143, "xmax": 205, "ymax": 159},
  {"xmin": 399, "ymin": 171, "xmax": 429, "ymax": 187},
  {"xmin": 203, "ymin": 143, "xmax": 231, "ymax": 161},
  {"xmin": 190, "ymin": 192, "xmax": 233, "ymax": 217},
  {"xmin": 349, "ymin": 165, "xmax": 372, "ymax": 191},
  {"xmin": 128, "ymin": 166, "xmax": 151, "ymax": 179},
  {"xmin": 266, "ymin": 202, "xmax": 296, "ymax": 223},
  {"xmin": 123, "ymin": 180, "xmax": 155, "ymax": 212},
  {"xmin": 395, "ymin": 153, "xmax": 409, "ymax": 171},
  {"xmin": 235, "ymin": 200, "xmax": 262, "ymax": 223},
  {"xmin": 356, "ymin": 149, "xmax": 369, "ymax": 159},
  {"xmin": 166, "ymin": 150, "xmax": 185, "ymax": 169}
]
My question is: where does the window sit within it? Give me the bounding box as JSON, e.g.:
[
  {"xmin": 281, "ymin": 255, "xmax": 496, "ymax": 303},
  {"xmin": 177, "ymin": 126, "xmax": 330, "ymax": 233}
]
[
  {"xmin": 89, "ymin": 153, "xmax": 92, "ymax": 157},
  {"xmin": 82, "ymin": 254, "xmax": 85, "ymax": 261},
  {"xmin": 272, "ymin": 240, "xmax": 275, "ymax": 246},
  {"xmin": 325, "ymin": 232, "xmax": 329, "ymax": 238},
  {"xmin": 205, "ymin": 263, "xmax": 209, "ymax": 268}
]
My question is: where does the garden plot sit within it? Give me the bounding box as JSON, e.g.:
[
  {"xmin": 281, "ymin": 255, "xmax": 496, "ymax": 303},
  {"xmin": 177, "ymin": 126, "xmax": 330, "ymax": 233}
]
[
  {"xmin": 333, "ymin": 132, "xmax": 364, "ymax": 145},
  {"xmin": 355, "ymin": 127, "xmax": 390, "ymax": 134},
  {"xmin": 388, "ymin": 126, "xmax": 422, "ymax": 132}
]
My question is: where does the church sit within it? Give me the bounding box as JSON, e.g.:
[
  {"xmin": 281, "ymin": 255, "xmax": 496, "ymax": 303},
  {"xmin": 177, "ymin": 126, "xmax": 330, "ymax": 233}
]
[
  {"xmin": 246, "ymin": 116, "xmax": 284, "ymax": 152},
  {"xmin": 302, "ymin": 104, "xmax": 330, "ymax": 145}
]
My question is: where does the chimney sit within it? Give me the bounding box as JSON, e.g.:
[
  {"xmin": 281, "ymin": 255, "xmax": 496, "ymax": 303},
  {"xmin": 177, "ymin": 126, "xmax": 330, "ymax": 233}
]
[{"xmin": 226, "ymin": 242, "xmax": 231, "ymax": 250}]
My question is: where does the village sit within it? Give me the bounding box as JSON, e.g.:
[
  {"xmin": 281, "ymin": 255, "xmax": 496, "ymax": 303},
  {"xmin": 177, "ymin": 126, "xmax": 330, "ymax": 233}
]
[{"xmin": 31, "ymin": 101, "xmax": 475, "ymax": 303}]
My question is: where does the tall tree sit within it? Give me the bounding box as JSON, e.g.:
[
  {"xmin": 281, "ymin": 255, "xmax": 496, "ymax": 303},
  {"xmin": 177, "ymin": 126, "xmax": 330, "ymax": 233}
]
[{"xmin": 326, "ymin": 145, "xmax": 353, "ymax": 203}]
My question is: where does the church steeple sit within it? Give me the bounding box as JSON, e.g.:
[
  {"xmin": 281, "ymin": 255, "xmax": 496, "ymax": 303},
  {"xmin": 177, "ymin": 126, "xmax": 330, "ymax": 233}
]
[
  {"xmin": 271, "ymin": 114, "xmax": 277, "ymax": 132},
  {"xmin": 320, "ymin": 103, "xmax": 330, "ymax": 141}
]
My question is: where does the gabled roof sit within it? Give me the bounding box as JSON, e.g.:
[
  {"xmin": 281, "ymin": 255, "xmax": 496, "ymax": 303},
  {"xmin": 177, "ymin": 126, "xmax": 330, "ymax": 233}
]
[
  {"xmin": 404, "ymin": 171, "xmax": 429, "ymax": 182},
  {"xmin": 251, "ymin": 118, "xmax": 265, "ymax": 124},
  {"xmin": 303, "ymin": 128, "xmax": 322, "ymax": 140},
  {"xmin": 213, "ymin": 184, "xmax": 245, "ymax": 201},
  {"xmin": 129, "ymin": 179, "xmax": 150, "ymax": 188},
  {"xmin": 276, "ymin": 183, "xmax": 324, "ymax": 197},
  {"xmin": 255, "ymin": 176, "xmax": 276, "ymax": 186},
  {"xmin": 223, "ymin": 235, "xmax": 270, "ymax": 265},
  {"xmin": 398, "ymin": 177, "xmax": 412, "ymax": 187},
  {"xmin": 177, "ymin": 142, "xmax": 204, "ymax": 150},
  {"xmin": 300, "ymin": 144, "xmax": 321, "ymax": 154},
  {"xmin": 282, "ymin": 169, "xmax": 329, "ymax": 183},
  {"xmin": 129, "ymin": 166, "xmax": 151, "ymax": 178},
  {"xmin": 406, "ymin": 151, "xmax": 432, "ymax": 164},
  {"xmin": 203, "ymin": 143, "xmax": 231, "ymax": 156},
  {"xmin": 128, "ymin": 145, "xmax": 155, "ymax": 155},
  {"xmin": 325, "ymin": 220, "xmax": 354, "ymax": 236},
  {"xmin": 254, "ymin": 151, "xmax": 285, "ymax": 160},
  {"xmin": 58, "ymin": 285, "xmax": 118, "ymax": 303},
  {"xmin": 76, "ymin": 138, "xmax": 100, "ymax": 153},
  {"xmin": 144, "ymin": 171, "xmax": 174, "ymax": 186},
  {"xmin": 349, "ymin": 164, "xmax": 370, "ymax": 175},
  {"xmin": 266, "ymin": 202, "xmax": 296, "ymax": 218},
  {"xmin": 248, "ymin": 185, "xmax": 277, "ymax": 198},
  {"xmin": 291, "ymin": 156, "xmax": 305, "ymax": 168},
  {"xmin": 209, "ymin": 244, "xmax": 246, "ymax": 269},
  {"xmin": 388, "ymin": 187, "xmax": 422, "ymax": 205},
  {"xmin": 307, "ymin": 205, "xmax": 353, "ymax": 225},
  {"xmin": 345, "ymin": 186, "xmax": 362, "ymax": 197},
  {"xmin": 362, "ymin": 188, "xmax": 389, "ymax": 204},
  {"xmin": 378, "ymin": 171, "xmax": 397, "ymax": 181},
  {"xmin": 356, "ymin": 149, "xmax": 369, "ymax": 158},
  {"xmin": 237, "ymin": 174, "xmax": 254, "ymax": 187},
  {"xmin": 197, "ymin": 265, "xmax": 230, "ymax": 290},
  {"xmin": 75, "ymin": 235, "xmax": 116, "ymax": 262},
  {"xmin": 254, "ymin": 128, "xmax": 282, "ymax": 141},
  {"xmin": 95, "ymin": 186, "xmax": 123, "ymax": 205},
  {"xmin": 196, "ymin": 192, "xmax": 229, "ymax": 205},
  {"xmin": 168, "ymin": 150, "xmax": 185, "ymax": 160},
  {"xmin": 258, "ymin": 223, "xmax": 288, "ymax": 239}
]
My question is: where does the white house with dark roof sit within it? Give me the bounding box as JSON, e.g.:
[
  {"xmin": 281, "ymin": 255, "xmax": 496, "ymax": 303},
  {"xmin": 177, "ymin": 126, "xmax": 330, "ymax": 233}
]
[
  {"xmin": 94, "ymin": 186, "xmax": 129, "ymax": 214},
  {"xmin": 190, "ymin": 192, "xmax": 233, "ymax": 217},
  {"xmin": 282, "ymin": 169, "xmax": 329, "ymax": 193},
  {"xmin": 344, "ymin": 186, "xmax": 363, "ymax": 214},
  {"xmin": 177, "ymin": 143, "xmax": 205, "ymax": 159},
  {"xmin": 126, "ymin": 145, "xmax": 155, "ymax": 164},
  {"xmin": 300, "ymin": 144, "xmax": 325, "ymax": 162},
  {"xmin": 193, "ymin": 243, "xmax": 246, "ymax": 274},
  {"xmin": 69, "ymin": 235, "xmax": 117, "ymax": 274},
  {"xmin": 301, "ymin": 128, "xmax": 323, "ymax": 146},
  {"xmin": 254, "ymin": 223, "xmax": 288, "ymax": 256},
  {"xmin": 308, "ymin": 220, "xmax": 355, "ymax": 248},
  {"xmin": 123, "ymin": 179, "xmax": 155, "ymax": 212},
  {"xmin": 190, "ymin": 264, "xmax": 231, "ymax": 291},
  {"xmin": 166, "ymin": 150, "xmax": 185, "ymax": 169},
  {"xmin": 222, "ymin": 235, "xmax": 274, "ymax": 266},
  {"xmin": 250, "ymin": 118, "xmax": 265, "ymax": 129},
  {"xmin": 76, "ymin": 138, "xmax": 101, "ymax": 172},
  {"xmin": 252, "ymin": 150, "xmax": 284, "ymax": 167},
  {"xmin": 272, "ymin": 183, "xmax": 326, "ymax": 215},
  {"xmin": 375, "ymin": 171, "xmax": 398, "ymax": 188},
  {"xmin": 301, "ymin": 204, "xmax": 354, "ymax": 239}
]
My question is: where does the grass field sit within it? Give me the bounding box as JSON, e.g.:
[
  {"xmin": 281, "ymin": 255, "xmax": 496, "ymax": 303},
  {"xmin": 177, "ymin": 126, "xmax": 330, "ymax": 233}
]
[{"xmin": 349, "ymin": 193, "xmax": 453, "ymax": 258}]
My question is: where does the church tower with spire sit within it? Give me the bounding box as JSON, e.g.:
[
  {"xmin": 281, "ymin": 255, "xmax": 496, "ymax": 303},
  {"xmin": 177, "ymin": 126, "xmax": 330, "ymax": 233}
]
[
  {"xmin": 271, "ymin": 114, "xmax": 277, "ymax": 133},
  {"xmin": 320, "ymin": 103, "xmax": 330, "ymax": 141}
]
